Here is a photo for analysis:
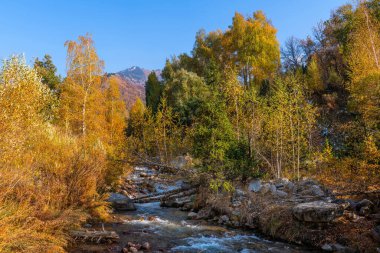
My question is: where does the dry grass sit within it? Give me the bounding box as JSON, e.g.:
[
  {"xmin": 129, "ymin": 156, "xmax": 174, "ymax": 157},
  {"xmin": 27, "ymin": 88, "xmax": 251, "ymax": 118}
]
[
  {"xmin": 246, "ymin": 193, "xmax": 379, "ymax": 252},
  {"xmin": 0, "ymin": 129, "xmax": 111, "ymax": 252},
  {"xmin": 315, "ymin": 157, "xmax": 380, "ymax": 194}
]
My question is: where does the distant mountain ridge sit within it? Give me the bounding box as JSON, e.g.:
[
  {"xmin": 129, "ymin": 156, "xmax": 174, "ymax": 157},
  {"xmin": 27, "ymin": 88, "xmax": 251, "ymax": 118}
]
[
  {"xmin": 117, "ymin": 66, "xmax": 161, "ymax": 87},
  {"xmin": 107, "ymin": 66, "xmax": 161, "ymax": 109}
]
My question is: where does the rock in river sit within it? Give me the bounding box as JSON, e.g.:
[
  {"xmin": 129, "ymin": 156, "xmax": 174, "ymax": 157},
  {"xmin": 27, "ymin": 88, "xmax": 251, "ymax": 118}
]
[
  {"xmin": 248, "ymin": 179, "xmax": 261, "ymax": 192},
  {"xmin": 293, "ymin": 201, "xmax": 342, "ymax": 223},
  {"xmin": 108, "ymin": 193, "xmax": 136, "ymax": 211}
]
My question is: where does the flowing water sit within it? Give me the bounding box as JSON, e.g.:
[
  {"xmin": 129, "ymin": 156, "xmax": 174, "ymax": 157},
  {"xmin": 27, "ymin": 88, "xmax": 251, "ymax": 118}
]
[
  {"xmin": 72, "ymin": 167, "xmax": 318, "ymax": 253},
  {"xmin": 108, "ymin": 202, "xmax": 316, "ymax": 253}
]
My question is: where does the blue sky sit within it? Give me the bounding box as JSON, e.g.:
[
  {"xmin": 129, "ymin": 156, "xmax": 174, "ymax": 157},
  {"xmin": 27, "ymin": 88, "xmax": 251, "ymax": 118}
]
[{"xmin": 0, "ymin": 0, "xmax": 349, "ymax": 75}]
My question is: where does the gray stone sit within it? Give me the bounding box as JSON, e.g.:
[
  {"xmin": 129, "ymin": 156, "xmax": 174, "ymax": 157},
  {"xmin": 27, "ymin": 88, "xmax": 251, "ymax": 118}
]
[
  {"xmin": 218, "ymin": 215, "xmax": 229, "ymax": 224},
  {"xmin": 269, "ymin": 184, "xmax": 277, "ymax": 194},
  {"xmin": 285, "ymin": 181, "xmax": 295, "ymax": 191},
  {"xmin": 248, "ymin": 179, "xmax": 262, "ymax": 192},
  {"xmin": 310, "ymin": 185, "xmax": 325, "ymax": 197},
  {"xmin": 187, "ymin": 212, "xmax": 197, "ymax": 220},
  {"xmin": 259, "ymin": 183, "xmax": 271, "ymax": 194},
  {"xmin": 321, "ymin": 244, "xmax": 333, "ymax": 251},
  {"xmin": 235, "ymin": 189, "xmax": 246, "ymax": 197},
  {"xmin": 160, "ymin": 196, "xmax": 192, "ymax": 208},
  {"xmin": 196, "ymin": 208, "xmax": 215, "ymax": 220},
  {"xmin": 300, "ymin": 178, "xmax": 317, "ymax": 186},
  {"xmin": 274, "ymin": 190, "xmax": 288, "ymax": 198},
  {"xmin": 108, "ymin": 193, "xmax": 136, "ymax": 211},
  {"xmin": 293, "ymin": 201, "xmax": 343, "ymax": 223}
]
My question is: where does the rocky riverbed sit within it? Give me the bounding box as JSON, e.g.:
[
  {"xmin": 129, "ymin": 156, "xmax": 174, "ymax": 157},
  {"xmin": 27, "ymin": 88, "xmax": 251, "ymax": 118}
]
[
  {"xmin": 187, "ymin": 178, "xmax": 380, "ymax": 253},
  {"xmin": 71, "ymin": 165, "xmax": 380, "ymax": 253}
]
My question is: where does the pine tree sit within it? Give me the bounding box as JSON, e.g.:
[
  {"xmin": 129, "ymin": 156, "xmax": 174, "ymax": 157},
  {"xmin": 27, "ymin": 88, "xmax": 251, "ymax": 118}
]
[
  {"xmin": 34, "ymin": 54, "xmax": 61, "ymax": 92},
  {"xmin": 145, "ymin": 71, "xmax": 162, "ymax": 113}
]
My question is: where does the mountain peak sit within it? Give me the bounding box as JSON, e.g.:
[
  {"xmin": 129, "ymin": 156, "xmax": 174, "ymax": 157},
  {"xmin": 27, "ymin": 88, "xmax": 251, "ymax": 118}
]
[{"xmin": 117, "ymin": 66, "xmax": 161, "ymax": 86}]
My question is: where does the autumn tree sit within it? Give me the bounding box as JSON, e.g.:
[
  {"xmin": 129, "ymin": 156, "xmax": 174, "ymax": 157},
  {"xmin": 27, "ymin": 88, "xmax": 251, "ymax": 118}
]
[
  {"xmin": 103, "ymin": 75, "xmax": 127, "ymax": 186},
  {"xmin": 347, "ymin": 2, "xmax": 380, "ymax": 136},
  {"xmin": 0, "ymin": 55, "xmax": 109, "ymax": 252},
  {"xmin": 224, "ymin": 11, "xmax": 280, "ymax": 87},
  {"xmin": 0, "ymin": 55, "xmax": 52, "ymax": 167},
  {"xmin": 105, "ymin": 75, "xmax": 127, "ymax": 146},
  {"xmin": 154, "ymin": 97, "xmax": 182, "ymax": 163},
  {"xmin": 265, "ymin": 76, "xmax": 317, "ymax": 179},
  {"xmin": 60, "ymin": 34, "xmax": 106, "ymax": 142}
]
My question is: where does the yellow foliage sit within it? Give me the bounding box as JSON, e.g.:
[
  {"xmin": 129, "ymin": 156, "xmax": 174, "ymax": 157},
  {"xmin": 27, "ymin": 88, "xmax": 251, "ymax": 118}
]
[{"xmin": 0, "ymin": 56, "xmax": 111, "ymax": 252}]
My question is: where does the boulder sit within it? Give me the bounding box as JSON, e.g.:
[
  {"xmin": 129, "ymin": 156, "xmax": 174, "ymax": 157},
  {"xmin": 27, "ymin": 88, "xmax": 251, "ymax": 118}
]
[
  {"xmin": 187, "ymin": 212, "xmax": 197, "ymax": 220},
  {"xmin": 310, "ymin": 185, "xmax": 325, "ymax": 197},
  {"xmin": 108, "ymin": 193, "xmax": 136, "ymax": 211},
  {"xmin": 293, "ymin": 201, "xmax": 343, "ymax": 223},
  {"xmin": 196, "ymin": 208, "xmax": 215, "ymax": 220},
  {"xmin": 259, "ymin": 183, "xmax": 271, "ymax": 194},
  {"xmin": 234, "ymin": 189, "xmax": 246, "ymax": 197},
  {"xmin": 218, "ymin": 215, "xmax": 230, "ymax": 224},
  {"xmin": 248, "ymin": 179, "xmax": 262, "ymax": 192},
  {"xmin": 321, "ymin": 244, "xmax": 333, "ymax": 251},
  {"xmin": 285, "ymin": 181, "xmax": 295, "ymax": 192},
  {"xmin": 269, "ymin": 184, "xmax": 277, "ymax": 194},
  {"xmin": 160, "ymin": 196, "xmax": 192, "ymax": 208},
  {"xmin": 299, "ymin": 178, "xmax": 318, "ymax": 187},
  {"xmin": 274, "ymin": 190, "xmax": 288, "ymax": 198}
]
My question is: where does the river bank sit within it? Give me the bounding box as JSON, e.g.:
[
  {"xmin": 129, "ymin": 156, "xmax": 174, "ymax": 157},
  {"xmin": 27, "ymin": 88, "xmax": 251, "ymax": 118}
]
[{"xmin": 70, "ymin": 165, "xmax": 379, "ymax": 253}]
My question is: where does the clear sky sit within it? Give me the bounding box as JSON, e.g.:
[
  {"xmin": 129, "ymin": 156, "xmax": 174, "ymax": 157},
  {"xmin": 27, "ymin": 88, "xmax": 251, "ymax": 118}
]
[{"xmin": 0, "ymin": 0, "xmax": 349, "ymax": 75}]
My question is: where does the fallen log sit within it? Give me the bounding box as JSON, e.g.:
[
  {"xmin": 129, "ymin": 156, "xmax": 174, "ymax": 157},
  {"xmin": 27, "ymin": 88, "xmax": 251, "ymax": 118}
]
[
  {"xmin": 132, "ymin": 186, "xmax": 196, "ymax": 202},
  {"xmin": 134, "ymin": 188, "xmax": 198, "ymax": 203},
  {"xmin": 70, "ymin": 230, "xmax": 119, "ymax": 243}
]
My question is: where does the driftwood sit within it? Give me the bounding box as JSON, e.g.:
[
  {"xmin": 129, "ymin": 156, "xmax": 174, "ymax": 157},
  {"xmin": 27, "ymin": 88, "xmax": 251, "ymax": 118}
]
[
  {"xmin": 133, "ymin": 187, "xmax": 191, "ymax": 201},
  {"xmin": 133, "ymin": 188, "xmax": 198, "ymax": 203},
  {"xmin": 70, "ymin": 229, "xmax": 119, "ymax": 243}
]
